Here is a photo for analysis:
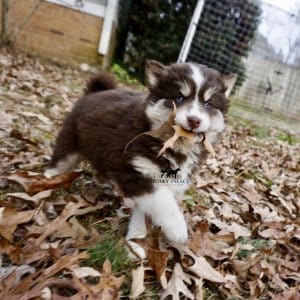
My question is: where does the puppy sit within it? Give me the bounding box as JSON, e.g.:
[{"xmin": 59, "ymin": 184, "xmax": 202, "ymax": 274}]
[{"xmin": 45, "ymin": 60, "xmax": 236, "ymax": 247}]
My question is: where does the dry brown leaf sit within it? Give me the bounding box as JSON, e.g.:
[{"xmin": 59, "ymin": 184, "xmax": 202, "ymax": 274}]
[
  {"xmin": 177, "ymin": 245, "xmax": 225, "ymax": 283},
  {"xmin": 143, "ymin": 228, "xmax": 170, "ymax": 288},
  {"xmin": 0, "ymin": 251, "xmax": 88, "ymax": 299},
  {"xmin": 189, "ymin": 220, "xmax": 228, "ymax": 260},
  {"xmin": 194, "ymin": 174, "xmax": 210, "ymax": 188},
  {"xmin": 269, "ymin": 289, "xmax": 300, "ymax": 300},
  {"xmin": 203, "ymin": 138, "xmax": 216, "ymax": 157},
  {"xmin": 194, "ymin": 278, "xmax": 204, "ymax": 300},
  {"xmin": 124, "ymin": 102, "xmax": 195, "ymax": 157},
  {"xmin": 94, "ymin": 259, "xmax": 124, "ymax": 300},
  {"xmin": 6, "ymin": 189, "xmax": 52, "ymax": 205},
  {"xmin": 10, "ymin": 129, "xmax": 38, "ymax": 146},
  {"xmin": 71, "ymin": 266, "xmax": 101, "ymax": 278},
  {"xmin": 35, "ymin": 196, "xmax": 110, "ymax": 245},
  {"xmin": 161, "ymin": 263, "xmax": 194, "ymax": 300},
  {"xmin": 129, "ymin": 263, "xmax": 145, "ymax": 299},
  {"xmin": 0, "ymin": 265, "xmax": 36, "ymax": 286},
  {"xmin": 7, "ymin": 171, "xmax": 81, "ymax": 194},
  {"xmin": 124, "ymin": 102, "xmax": 177, "ymax": 153},
  {"xmin": 248, "ymin": 279, "xmax": 266, "ymax": 299},
  {"xmin": 158, "ymin": 125, "xmax": 194, "ymax": 157},
  {"xmin": 0, "ymin": 239, "xmax": 21, "ymax": 264},
  {"xmin": 0, "ymin": 207, "xmax": 35, "ymax": 242},
  {"xmin": 232, "ymin": 253, "xmax": 260, "ymax": 279},
  {"xmin": 209, "ymin": 218, "xmax": 251, "ymax": 238}
]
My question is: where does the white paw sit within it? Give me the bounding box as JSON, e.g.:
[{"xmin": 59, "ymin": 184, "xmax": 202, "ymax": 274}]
[{"xmin": 161, "ymin": 213, "xmax": 188, "ymax": 244}]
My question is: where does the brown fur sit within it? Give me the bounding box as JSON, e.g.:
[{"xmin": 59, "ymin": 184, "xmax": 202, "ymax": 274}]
[
  {"xmin": 49, "ymin": 63, "xmax": 233, "ymax": 198},
  {"xmin": 49, "ymin": 86, "xmax": 186, "ymax": 197},
  {"xmin": 84, "ymin": 72, "xmax": 117, "ymax": 95},
  {"xmin": 147, "ymin": 63, "xmax": 229, "ymax": 114}
]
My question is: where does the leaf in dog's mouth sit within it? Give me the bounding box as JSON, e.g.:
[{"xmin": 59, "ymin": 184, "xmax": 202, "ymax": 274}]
[
  {"xmin": 156, "ymin": 125, "xmax": 194, "ymax": 157},
  {"xmin": 124, "ymin": 101, "xmax": 216, "ymax": 157}
]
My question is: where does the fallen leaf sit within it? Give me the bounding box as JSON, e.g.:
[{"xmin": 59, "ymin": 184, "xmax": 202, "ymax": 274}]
[
  {"xmin": 177, "ymin": 245, "xmax": 225, "ymax": 283},
  {"xmin": 7, "ymin": 171, "xmax": 81, "ymax": 194},
  {"xmin": 10, "ymin": 129, "xmax": 38, "ymax": 146},
  {"xmin": 0, "ymin": 251, "xmax": 88, "ymax": 299},
  {"xmin": 189, "ymin": 221, "xmax": 228, "ymax": 260},
  {"xmin": 35, "ymin": 196, "xmax": 110, "ymax": 245},
  {"xmin": 161, "ymin": 263, "xmax": 194, "ymax": 300},
  {"xmin": 0, "ymin": 207, "xmax": 35, "ymax": 242},
  {"xmin": 203, "ymin": 137, "xmax": 216, "ymax": 157},
  {"xmin": 129, "ymin": 263, "xmax": 145, "ymax": 299},
  {"xmin": 142, "ymin": 228, "xmax": 170, "ymax": 288},
  {"xmin": 6, "ymin": 189, "xmax": 52, "ymax": 204},
  {"xmin": 94, "ymin": 259, "xmax": 124, "ymax": 300},
  {"xmin": 0, "ymin": 265, "xmax": 35, "ymax": 285},
  {"xmin": 269, "ymin": 289, "xmax": 300, "ymax": 300},
  {"xmin": 71, "ymin": 266, "xmax": 101, "ymax": 278}
]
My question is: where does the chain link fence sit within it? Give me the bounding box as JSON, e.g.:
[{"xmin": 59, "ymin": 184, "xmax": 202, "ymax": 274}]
[{"xmin": 179, "ymin": 0, "xmax": 300, "ymax": 121}]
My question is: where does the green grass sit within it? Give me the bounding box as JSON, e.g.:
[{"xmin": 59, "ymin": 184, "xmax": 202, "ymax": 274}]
[
  {"xmin": 229, "ymin": 100, "xmax": 300, "ymax": 134},
  {"xmin": 240, "ymin": 170, "xmax": 273, "ymax": 187},
  {"xmin": 277, "ymin": 132, "xmax": 299, "ymax": 145},
  {"xmin": 85, "ymin": 234, "xmax": 131, "ymax": 273},
  {"xmin": 253, "ymin": 126, "xmax": 270, "ymax": 139},
  {"xmin": 111, "ymin": 63, "xmax": 143, "ymax": 89},
  {"xmin": 237, "ymin": 237, "xmax": 268, "ymax": 259},
  {"xmin": 184, "ymin": 187, "xmax": 211, "ymax": 209}
]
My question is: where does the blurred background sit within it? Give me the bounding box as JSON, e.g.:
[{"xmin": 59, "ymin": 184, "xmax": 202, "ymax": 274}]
[{"xmin": 1, "ymin": 0, "xmax": 300, "ymax": 127}]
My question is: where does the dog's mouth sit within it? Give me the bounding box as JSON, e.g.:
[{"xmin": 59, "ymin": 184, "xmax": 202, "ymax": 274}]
[{"xmin": 180, "ymin": 125, "xmax": 205, "ymax": 134}]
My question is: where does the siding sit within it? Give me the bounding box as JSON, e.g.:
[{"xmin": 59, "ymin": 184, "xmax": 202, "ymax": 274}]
[{"xmin": 1, "ymin": 0, "xmax": 104, "ymax": 65}]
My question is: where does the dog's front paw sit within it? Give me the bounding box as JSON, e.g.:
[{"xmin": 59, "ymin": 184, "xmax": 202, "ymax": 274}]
[{"xmin": 161, "ymin": 213, "xmax": 188, "ymax": 244}]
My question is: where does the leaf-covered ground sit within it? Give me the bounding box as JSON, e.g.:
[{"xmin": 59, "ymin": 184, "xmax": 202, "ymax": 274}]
[{"xmin": 0, "ymin": 48, "xmax": 299, "ymax": 299}]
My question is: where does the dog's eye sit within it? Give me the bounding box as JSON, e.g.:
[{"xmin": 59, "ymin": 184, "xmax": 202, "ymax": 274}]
[
  {"xmin": 174, "ymin": 95, "xmax": 184, "ymax": 103},
  {"xmin": 204, "ymin": 100, "xmax": 212, "ymax": 108}
]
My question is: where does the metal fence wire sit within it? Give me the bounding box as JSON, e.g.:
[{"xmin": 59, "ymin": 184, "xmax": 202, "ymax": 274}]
[{"xmin": 178, "ymin": 0, "xmax": 300, "ymax": 120}]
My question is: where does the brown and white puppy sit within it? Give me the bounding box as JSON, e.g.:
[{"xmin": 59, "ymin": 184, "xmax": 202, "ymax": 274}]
[{"xmin": 45, "ymin": 61, "xmax": 236, "ymax": 251}]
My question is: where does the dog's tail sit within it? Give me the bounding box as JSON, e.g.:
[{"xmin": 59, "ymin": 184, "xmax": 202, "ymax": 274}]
[{"xmin": 84, "ymin": 72, "xmax": 117, "ymax": 95}]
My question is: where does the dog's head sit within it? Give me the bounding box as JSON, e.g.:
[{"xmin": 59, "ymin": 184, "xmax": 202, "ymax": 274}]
[{"xmin": 145, "ymin": 60, "xmax": 237, "ymax": 134}]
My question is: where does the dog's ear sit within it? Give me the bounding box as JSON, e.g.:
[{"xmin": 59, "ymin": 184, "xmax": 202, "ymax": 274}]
[
  {"xmin": 145, "ymin": 60, "xmax": 167, "ymax": 87},
  {"xmin": 222, "ymin": 73, "xmax": 238, "ymax": 98}
]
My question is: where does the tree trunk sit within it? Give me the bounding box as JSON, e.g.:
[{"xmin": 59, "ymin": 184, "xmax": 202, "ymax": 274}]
[{"xmin": 1, "ymin": 0, "xmax": 9, "ymax": 43}]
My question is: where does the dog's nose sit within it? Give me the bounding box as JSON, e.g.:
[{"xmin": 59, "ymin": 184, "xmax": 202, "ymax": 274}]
[{"xmin": 187, "ymin": 116, "xmax": 201, "ymax": 129}]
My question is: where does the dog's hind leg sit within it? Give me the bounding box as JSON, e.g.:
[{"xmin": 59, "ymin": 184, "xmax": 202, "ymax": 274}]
[{"xmin": 44, "ymin": 117, "xmax": 81, "ymax": 178}]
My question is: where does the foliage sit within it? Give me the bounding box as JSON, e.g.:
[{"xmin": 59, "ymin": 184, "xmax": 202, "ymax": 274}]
[
  {"xmin": 189, "ymin": 0, "xmax": 261, "ymax": 87},
  {"xmin": 121, "ymin": 0, "xmax": 196, "ymax": 78},
  {"xmin": 111, "ymin": 63, "xmax": 143, "ymax": 88}
]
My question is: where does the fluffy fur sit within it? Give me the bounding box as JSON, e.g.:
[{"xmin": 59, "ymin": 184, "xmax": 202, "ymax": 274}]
[{"xmin": 45, "ymin": 61, "xmax": 236, "ymax": 247}]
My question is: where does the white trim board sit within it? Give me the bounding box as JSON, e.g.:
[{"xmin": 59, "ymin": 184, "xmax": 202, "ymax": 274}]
[
  {"xmin": 98, "ymin": 0, "xmax": 118, "ymax": 55},
  {"xmin": 45, "ymin": 0, "xmax": 106, "ymax": 18}
]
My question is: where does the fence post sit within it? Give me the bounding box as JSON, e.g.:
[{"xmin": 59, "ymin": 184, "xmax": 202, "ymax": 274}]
[{"xmin": 177, "ymin": 0, "xmax": 205, "ymax": 63}]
